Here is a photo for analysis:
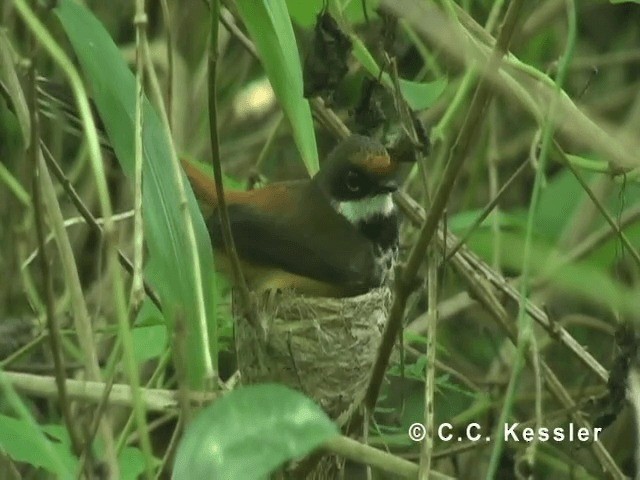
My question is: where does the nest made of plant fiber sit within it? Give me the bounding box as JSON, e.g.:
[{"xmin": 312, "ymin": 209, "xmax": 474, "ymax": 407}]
[{"xmin": 234, "ymin": 287, "xmax": 392, "ymax": 419}]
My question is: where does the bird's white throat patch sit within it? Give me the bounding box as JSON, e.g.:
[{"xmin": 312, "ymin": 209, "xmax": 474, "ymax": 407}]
[{"xmin": 334, "ymin": 194, "xmax": 394, "ymax": 224}]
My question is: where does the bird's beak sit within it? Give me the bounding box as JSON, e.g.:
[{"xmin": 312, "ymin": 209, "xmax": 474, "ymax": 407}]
[{"xmin": 378, "ymin": 180, "xmax": 398, "ymax": 194}]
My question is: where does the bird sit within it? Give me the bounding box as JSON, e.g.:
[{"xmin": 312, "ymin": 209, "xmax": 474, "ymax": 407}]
[{"xmin": 181, "ymin": 135, "xmax": 406, "ymax": 297}]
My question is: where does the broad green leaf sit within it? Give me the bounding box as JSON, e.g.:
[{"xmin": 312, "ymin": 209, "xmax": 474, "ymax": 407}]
[
  {"xmin": 236, "ymin": 0, "xmax": 319, "ymax": 175},
  {"xmin": 133, "ymin": 298, "xmax": 167, "ymax": 364},
  {"xmin": 286, "ymin": 0, "xmax": 380, "ymax": 27},
  {"xmin": 467, "ymin": 230, "xmax": 640, "ymax": 315},
  {"xmin": 399, "ymin": 78, "xmax": 448, "ymax": 111},
  {"xmin": 449, "ymin": 209, "xmax": 527, "ymax": 233},
  {"xmin": 352, "ymin": 36, "xmax": 447, "ymax": 111},
  {"xmin": 173, "ymin": 384, "xmax": 338, "ymax": 480},
  {"xmin": 0, "ymin": 415, "xmax": 77, "ymax": 476},
  {"xmin": 54, "ymin": 0, "xmax": 217, "ymax": 388},
  {"xmin": 119, "ymin": 446, "xmax": 147, "ymax": 480}
]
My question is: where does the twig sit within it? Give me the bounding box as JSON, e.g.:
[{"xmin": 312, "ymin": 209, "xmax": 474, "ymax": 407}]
[
  {"xmin": 395, "ymin": 193, "xmax": 624, "ymax": 474},
  {"xmin": 12, "ymin": 6, "xmax": 143, "ymax": 475},
  {"xmin": 39, "ymin": 143, "xmax": 162, "ymax": 310},
  {"xmin": 390, "ymin": 0, "xmax": 640, "ymax": 172},
  {"xmin": 322, "ymin": 435, "xmax": 454, "ymax": 480},
  {"xmin": 418, "ymin": 250, "xmax": 438, "ymax": 479},
  {"xmin": 159, "ymin": 0, "xmax": 174, "ymax": 128},
  {"xmin": 365, "ymin": 0, "xmax": 525, "ymax": 416},
  {"xmin": 209, "ymin": 0, "xmax": 257, "ymax": 327},
  {"xmin": 27, "ymin": 49, "xmax": 85, "ymax": 466},
  {"xmin": 37, "ymin": 149, "xmax": 120, "ymax": 475},
  {"xmin": 3, "ymin": 371, "xmax": 217, "ymax": 412},
  {"xmin": 486, "ymin": 0, "xmax": 576, "ymax": 473},
  {"xmin": 396, "ymin": 192, "xmax": 609, "ymax": 383},
  {"xmin": 132, "ymin": 3, "xmax": 155, "ymax": 475},
  {"xmin": 131, "ymin": 3, "xmax": 146, "ymax": 315},
  {"xmin": 446, "ymin": 157, "xmax": 529, "ymax": 260},
  {"xmin": 554, "ymin": 141, "xmax": 640, "ymax": 269},
  {"xmin": 564, "ymin": 203, "xmax": 640, "ymax": 264}
]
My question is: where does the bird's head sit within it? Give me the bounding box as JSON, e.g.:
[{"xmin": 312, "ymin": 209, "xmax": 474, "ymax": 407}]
[{"xmin": 315, "ymin": 135, "xmax": 400, "ymax": 225}]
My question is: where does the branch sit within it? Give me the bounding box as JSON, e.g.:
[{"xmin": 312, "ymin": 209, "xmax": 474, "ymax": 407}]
[
  {"xmin": 364, "ymin": 0, "xmax": 526, "ymax": 415},
  {"xmin": 209, "ymin": 0, "xmax": 257, "ymax": 327}
]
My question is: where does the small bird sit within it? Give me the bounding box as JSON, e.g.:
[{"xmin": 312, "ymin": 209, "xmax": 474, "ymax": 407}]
[{"xmin": 182, "ymin": 135, "xmax": 405, "ymax": 297}]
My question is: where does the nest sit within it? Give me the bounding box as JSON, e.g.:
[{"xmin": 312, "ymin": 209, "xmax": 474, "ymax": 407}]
[{"xmin": 234, "ymin": 287, "xmax": 392, "ymax": 419}]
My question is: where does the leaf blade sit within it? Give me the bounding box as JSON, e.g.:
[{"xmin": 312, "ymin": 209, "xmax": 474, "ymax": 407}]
[
  {"xmin": 54, "ymin": 0, "xmax": 217, "ymax": 387},
  {"xmin": 173, "ymin": 384, "xmax": 338, "ymax": 480}
]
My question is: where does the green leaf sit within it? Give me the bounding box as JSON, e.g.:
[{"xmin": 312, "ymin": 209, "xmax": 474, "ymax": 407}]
[
  {"xmin": 0, "ymin": 31, "xmax": 30, "ymax": 149},
  {"xmin": 173, "ymin": 384, "xmax": 338, "ymax": 480},
  {"xmin": 54, "ymin": 0, "xmax": 217, "ymax": 388},
  {"xmin": 133, "ymin": 298, "xmax": 167, "ymax": 364},
  {"xmin": 398, "ymin": 78, "xmax": 448, "ymax": 111},
  {"xmin": 286, "ymin": 0, "xmax": 380, "ymax": 27},
  {"xmin": 610, "ymin": 0, "xmax": 640, "ymax": 4},
  {"xmin": 119, "ymin": 446, "xmax": 147, "ymax": 480},
  {"xmin": 467, "ymin": 229, "xmax": 640, "ymax": 315},
  {"xmin": 236, "ymin": 0, "xmax": 319, "ymax": 175},
  {"xmin": 352, "ymin": 36, "xmax": 447, "ymax": 111},
  {"xmin": 0, "ymin": 415, "xmax": 77, "ymax": 476}
]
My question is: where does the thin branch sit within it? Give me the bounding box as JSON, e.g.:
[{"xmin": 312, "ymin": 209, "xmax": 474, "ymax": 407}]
[
  {"xmin": 396, "ymin": 191, "xmax": 623, "ymax": 477},
  {"xmin": 322, "ymin": 436, "xmax": 454, "ymax": 480},
  {"xmin": 37, "ymin": 149, "xmax": 120, "ymax": 475},
  {"xmin": 364, "ymin": 0, "xmax": 526, "ymax": 416},
  {"xmin": 39, "ymin": 143, "xmax": 162, "ymax": 310},
  {"xmin": 27, "ymin": 48, "xmax": 85, "ymax": 465},
  {"xmin": 208, "ymin": 0, "xmax": 257, "ymax": 327},
  {"xmin": 396, "ymin": 192, "xmax": 609, "ymax": 383},
  {"xmin": 554, "ymin": 141, "xmax": 640, "ymax": 269},
  {"xmin": 446, "ymin": 157, "xmax": 529, "ymax": 260},
  {"xmin": 418, "ymin": 250, "xmax": 438, "ymax": 479},
  {"xmin": 3, "ymin": 371, "xmax": 217, "ymax": 412}
]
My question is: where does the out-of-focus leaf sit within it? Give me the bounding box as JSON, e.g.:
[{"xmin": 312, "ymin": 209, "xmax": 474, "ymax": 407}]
[
  {"xmin": 398, "ymin": 78, "xmax": 448, "ymax": 111},
  {"xmin": 467, "ymin": 229, "xmax": 640, "ymax": 315},
  {"xmin": 54, "ymin": 0, "xmax": 217, "ymax": 388},
  {"xmin": 119, "ymin": 446, "xmax": 147, "ymax": 480},
  {"xmin": 173, "ymin": 384, "xmax": 338, "ymax": 480},
  {"xmin": 0, "ymin": 31, "xmax": 30, "ymax": 148},
  {"xmin": 352, "ymin": 37, "xmax": 447, "ymax": 111},
  {"xmin": 236, "ymin": 0, "xmax": 318, "ymax": 175},
  {"xmin": 0, "ymin": 415, "xmax": 76, "ymax": 476},
  {"xmin": 449, "ymin": 209, "xmax": 527, "ymax": 233},
  {"xmin": 286, "ymin": 0, "xmax": 380, "ymax": 27},
  {"xmin": 133, "ymin": 298, "xmax": 166, "ymax": 364}
]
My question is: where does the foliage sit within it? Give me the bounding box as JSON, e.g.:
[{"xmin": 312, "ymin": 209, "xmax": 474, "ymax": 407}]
[{"xmin": 1, "ymin": 0, "xmax": 640, "ymax": 478}]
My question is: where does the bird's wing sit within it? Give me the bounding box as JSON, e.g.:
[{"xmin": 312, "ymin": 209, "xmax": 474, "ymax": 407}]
[{"xmin": 207, "ymin": 187, "xmax": 381, "ymax": 293}]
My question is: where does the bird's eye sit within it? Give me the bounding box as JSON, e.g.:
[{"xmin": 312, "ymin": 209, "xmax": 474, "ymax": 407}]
[{"xmin": 346, "ymin": 170, "xmax": 361, "ymax": 192}]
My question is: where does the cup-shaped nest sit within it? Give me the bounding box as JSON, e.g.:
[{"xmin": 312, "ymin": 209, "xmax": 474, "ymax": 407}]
[{"xmin": 234, "ymin": 287, "xmax": 392, "ymax": 419}]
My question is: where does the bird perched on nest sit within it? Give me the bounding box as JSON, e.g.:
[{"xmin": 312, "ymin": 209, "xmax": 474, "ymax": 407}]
[{"xmin": 182, "ymin": 135, "xmax": 407, "ymax": 297}]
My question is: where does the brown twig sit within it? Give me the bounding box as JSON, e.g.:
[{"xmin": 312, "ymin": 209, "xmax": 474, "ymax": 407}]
[
  {"xmin": 363, "ymin": 0, "xmax": 526, "ymax": 416},
  {"xmin": 446, "ymin": 157, "xmax": 530, "ymax": 260},
  {"xmin": 418, "ymin": 250, "xmax": 438, "ymax": 479},
  {"xmin": 553, "ymin": 140, "xmax": 640, "ymax": 268},
  {"xmin": 28, "ymin": 52, "xmax": 87, "ymax": 469},
  {"xmin": 39, "ymin": 143, "xmax": 163, "ymax": 310},
  {"xmin": 3, "ymin": 371, "xmax": 217, "ymax": 411},
  {"xmin": 396, "ymin": 192, "xmax": 623, "ymax": 477},
  {"xmin": 208, "ymin": 0, "xmax": 257, "ymax": 327}
]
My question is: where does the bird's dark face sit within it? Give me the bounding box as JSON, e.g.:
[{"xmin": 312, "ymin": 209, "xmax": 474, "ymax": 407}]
[{"xmin": 315, "ymin": 135, "xmax": 399, "ymax": 226}]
